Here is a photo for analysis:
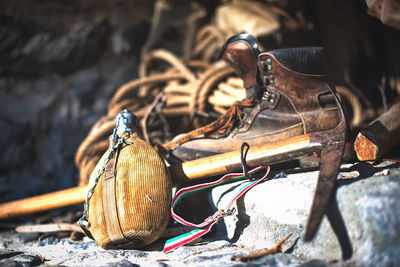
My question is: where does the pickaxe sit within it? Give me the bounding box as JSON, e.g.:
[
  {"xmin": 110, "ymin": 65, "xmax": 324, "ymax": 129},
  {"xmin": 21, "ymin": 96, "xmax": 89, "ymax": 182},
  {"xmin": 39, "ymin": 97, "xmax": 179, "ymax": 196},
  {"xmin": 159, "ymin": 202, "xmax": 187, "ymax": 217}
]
[{"xmin": 0, "ymin": 109, "xmax": 345, "ymax": 242}]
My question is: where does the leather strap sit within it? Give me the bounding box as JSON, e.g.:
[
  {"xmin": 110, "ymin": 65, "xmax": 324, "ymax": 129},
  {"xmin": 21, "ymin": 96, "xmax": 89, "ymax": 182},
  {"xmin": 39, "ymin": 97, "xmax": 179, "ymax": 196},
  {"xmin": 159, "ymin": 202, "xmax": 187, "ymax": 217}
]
[{"xmin": 102, "ymin": 148, "xmax": 129, "ymax": 243}]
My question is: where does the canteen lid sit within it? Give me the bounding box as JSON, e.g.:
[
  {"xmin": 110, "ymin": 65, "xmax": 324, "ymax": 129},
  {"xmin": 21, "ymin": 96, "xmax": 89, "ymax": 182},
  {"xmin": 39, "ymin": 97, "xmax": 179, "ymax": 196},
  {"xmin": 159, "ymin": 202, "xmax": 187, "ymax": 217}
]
[{"xmin": 115, "ymin": 109, "xmax": 137, "ymax": 137}]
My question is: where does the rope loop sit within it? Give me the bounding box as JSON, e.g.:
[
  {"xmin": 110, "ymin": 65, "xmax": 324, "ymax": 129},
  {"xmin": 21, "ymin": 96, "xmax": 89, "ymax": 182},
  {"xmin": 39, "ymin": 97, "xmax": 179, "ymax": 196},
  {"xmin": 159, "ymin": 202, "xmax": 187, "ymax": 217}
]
[{"xmin": 240, "ymin": 142, "xmax": 251, "ymax": 179}]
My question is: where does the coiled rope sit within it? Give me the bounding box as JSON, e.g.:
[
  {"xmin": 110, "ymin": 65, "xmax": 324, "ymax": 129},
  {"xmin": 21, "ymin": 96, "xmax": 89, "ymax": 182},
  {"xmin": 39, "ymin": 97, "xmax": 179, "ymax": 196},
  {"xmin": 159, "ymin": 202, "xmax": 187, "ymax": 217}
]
[{"xmin": 75, "ymin": 25, "xmax": 245, "ymax": 185}]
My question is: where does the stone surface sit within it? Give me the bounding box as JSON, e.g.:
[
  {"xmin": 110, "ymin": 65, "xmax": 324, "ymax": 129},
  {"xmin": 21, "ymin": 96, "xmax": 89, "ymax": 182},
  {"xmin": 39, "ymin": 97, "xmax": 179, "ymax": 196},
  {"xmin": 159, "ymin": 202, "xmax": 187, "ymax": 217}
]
[
  {"xmin": 0, "ymin": 236, "xmax": 320, "ymax": 267},
  {"xmin": 0, "ymin": 162, "xmax": 398, "ymax": 266},
  {"xmin": 210, "ymin": 161, "xmax": 400, "ymax": 266}
]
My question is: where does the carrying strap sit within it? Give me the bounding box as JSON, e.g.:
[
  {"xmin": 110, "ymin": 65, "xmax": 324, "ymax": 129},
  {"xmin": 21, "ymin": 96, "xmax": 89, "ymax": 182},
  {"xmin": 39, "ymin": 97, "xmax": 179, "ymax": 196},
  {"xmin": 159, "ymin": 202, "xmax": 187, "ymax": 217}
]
[
  {"xmin": 78, "ymin": 136, "xmax": 127, "ymax": 239},
  {"xmin": 163, "ymin": 165, "xmax": 270, "ymax": 253},
  {"xmin": 79, "ymin": 110, "xmax": 135, "ymax": 240},
  {"xmin": 102, "ymin": 146, "xmax": 129, "ymax": 243}
]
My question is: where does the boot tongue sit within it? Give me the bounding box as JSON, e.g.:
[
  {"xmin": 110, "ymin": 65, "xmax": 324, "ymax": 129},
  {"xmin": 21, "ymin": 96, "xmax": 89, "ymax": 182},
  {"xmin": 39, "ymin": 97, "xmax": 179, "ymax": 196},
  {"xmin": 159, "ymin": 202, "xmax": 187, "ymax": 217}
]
[{"xmin": 246, "ymin": 74, "xmax": 264, "ymax": 100}]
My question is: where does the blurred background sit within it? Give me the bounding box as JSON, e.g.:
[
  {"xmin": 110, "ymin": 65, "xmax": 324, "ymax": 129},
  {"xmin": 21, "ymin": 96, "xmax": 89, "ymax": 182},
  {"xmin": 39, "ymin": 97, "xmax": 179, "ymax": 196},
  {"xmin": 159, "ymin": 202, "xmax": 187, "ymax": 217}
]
[{"xmin": 1, "ymin": 0, "xmax": 399, "ymax": 205}]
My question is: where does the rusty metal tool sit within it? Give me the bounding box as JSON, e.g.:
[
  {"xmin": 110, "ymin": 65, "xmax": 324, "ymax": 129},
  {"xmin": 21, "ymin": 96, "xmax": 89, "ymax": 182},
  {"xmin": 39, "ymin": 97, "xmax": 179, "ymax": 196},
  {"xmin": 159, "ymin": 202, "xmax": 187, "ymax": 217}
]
[{"xmin": 303, "ymin": 105, "xmax": 346, "ymax": 241}]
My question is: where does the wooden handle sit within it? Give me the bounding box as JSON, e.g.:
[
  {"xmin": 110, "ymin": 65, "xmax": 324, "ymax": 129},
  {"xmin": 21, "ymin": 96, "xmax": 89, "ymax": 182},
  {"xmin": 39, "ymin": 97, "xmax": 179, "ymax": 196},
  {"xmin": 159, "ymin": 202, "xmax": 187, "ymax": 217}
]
[
  {"xmin": 0, "ymin": 186, "xmax": 88, "ymax": 220},
  {"xmin": 0, "ymin": 134, "xmax": 313, "ymax": 220},
  {"xmin": 170, "ymin": 134, "xmax": 312, "ymax": 184},
  {"xmin": 354, "ymin": 100, "xmax": 400, "ymax": 161}
]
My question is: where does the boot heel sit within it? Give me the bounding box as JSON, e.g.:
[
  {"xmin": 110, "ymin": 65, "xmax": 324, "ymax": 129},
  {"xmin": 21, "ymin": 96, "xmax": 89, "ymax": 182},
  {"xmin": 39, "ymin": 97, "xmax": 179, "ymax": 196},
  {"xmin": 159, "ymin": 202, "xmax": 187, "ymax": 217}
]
[{"xmin": 304, "ymin": 118, "xmax": 346, "ymax": 241}]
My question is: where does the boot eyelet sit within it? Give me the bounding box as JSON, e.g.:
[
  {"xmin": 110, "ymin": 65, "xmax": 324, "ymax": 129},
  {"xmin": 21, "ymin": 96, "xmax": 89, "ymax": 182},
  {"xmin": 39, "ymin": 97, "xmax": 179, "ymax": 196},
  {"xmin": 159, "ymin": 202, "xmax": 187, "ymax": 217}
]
[
  {"xmin": 262, "ymin": 90, "xmax": 276, "ymax": 103},
  {"xmin": 262, "ymin": 91, "xmax": 270, "ymax": 99},
  {"xmin": 263, "ymin": 76, "xmax": 270, "ymax": 86},
  {"xmin": 262, "ymin": 96, "xmax": 270, "ymax": 101},
  {"xmin": 262, "ymin": 61, "xmax": 269, "ymax": 71},
  {"xmin": 266, "ymin": 58, "xmax": 272, "ymax": 64}
]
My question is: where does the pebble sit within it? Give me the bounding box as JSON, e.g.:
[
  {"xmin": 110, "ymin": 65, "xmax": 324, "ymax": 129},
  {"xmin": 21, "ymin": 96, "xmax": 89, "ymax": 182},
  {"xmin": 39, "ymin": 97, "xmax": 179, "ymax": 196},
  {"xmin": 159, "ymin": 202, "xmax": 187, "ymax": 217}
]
[
  {"xmin": 249, "ymin": 253, "xmax": 304, "ymax": 266},
  {"xmin": 298, "ymin": 259, "xmax": 327, "ymax": 267},
  {"xmin": 16, "ymin": 233, "xmax": 39, "ymax": 244},
  {"xmin": 38, "ymin": 236, "xmax": 59, "ymax": 246}
]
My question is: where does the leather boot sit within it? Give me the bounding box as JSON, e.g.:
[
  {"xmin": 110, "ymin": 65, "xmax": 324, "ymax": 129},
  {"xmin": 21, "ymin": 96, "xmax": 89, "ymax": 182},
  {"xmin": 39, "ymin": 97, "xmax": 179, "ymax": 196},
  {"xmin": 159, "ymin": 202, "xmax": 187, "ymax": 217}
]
[{"xmin": 164, "ymin": 35, "xmax": 343, "ymax": 161}]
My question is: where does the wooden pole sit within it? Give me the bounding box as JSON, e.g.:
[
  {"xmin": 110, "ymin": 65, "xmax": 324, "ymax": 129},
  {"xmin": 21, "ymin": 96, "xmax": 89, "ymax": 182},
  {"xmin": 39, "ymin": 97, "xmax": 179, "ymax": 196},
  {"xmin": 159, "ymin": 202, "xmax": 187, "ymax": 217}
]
[
  {"xmin": 0, "ymin": 186, "xmax": 89, "ymax": 220},
  {"xmin": 0, "ymin": 134, "xmax": 312, "ymax": 220},
  {"xmin": 354, "ymin": 99, "xmax": 400, "ymax": 161}
]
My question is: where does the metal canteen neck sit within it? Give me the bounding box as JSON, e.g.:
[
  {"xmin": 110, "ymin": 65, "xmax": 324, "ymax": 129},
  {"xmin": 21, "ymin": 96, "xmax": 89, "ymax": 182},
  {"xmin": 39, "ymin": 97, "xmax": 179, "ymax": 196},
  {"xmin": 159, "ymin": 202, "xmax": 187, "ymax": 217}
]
[{"xmin": 115, "ymin": 109, "xmax": 137, "ymax": 138}]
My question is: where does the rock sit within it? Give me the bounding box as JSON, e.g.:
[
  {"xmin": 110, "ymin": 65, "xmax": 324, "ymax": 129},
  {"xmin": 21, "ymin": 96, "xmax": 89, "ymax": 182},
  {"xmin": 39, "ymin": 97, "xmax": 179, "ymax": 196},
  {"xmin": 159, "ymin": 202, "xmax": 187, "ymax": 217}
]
[
  {"xmin": 0, "ymin": 253, "xmax": 44, "ymax": 267},
  {"xmin": 246, "ymin": 253, "xmax": 305, "ymax": 266},
  {"xmin": 0, "ymin": 0, "xmax": 153, "ymax": 76},
  {"xmin": 0, "ymin": 249, "xmax": 23, "ymax": 259},
  {"xmin": 106, "ymin": 259, "xmax": 138, "ymax": 267},
  {"xmin": 210, "ymin": 161, "xmax": 400, "ymax": 266},
  {"xmin": 0, "ymin": 0, "xmax": 153, "ymax": 204},
  {"xmin": 38, "ymin": 237, "xmax": 59, "ymax": 246},
  {"xmin": 298, "ymin": 259, "xmax": 327, "ymax": 267},
  {"xmin": 16, "ymin": 233, "xmax": 39, "ymax": 244},
  {"xmin": 0, "ymin": 120, "xmax": 33, "ymax": 171}
]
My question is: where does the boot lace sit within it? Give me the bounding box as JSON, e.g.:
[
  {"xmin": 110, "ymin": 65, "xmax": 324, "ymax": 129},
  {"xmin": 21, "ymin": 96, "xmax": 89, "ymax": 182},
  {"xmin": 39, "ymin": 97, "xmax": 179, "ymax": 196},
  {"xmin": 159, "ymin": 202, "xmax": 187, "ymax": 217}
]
[{"xmin": 163, "ymin": 98, "xmax": 257, "ymax": 150}]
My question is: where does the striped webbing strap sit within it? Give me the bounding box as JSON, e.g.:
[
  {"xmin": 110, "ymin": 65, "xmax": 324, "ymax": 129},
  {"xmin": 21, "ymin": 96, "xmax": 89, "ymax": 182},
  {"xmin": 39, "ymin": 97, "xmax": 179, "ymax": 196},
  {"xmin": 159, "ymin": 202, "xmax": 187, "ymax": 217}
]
[{"xmin": 163, "ymin": 165, "xmax": 270, "ymax": 253}]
